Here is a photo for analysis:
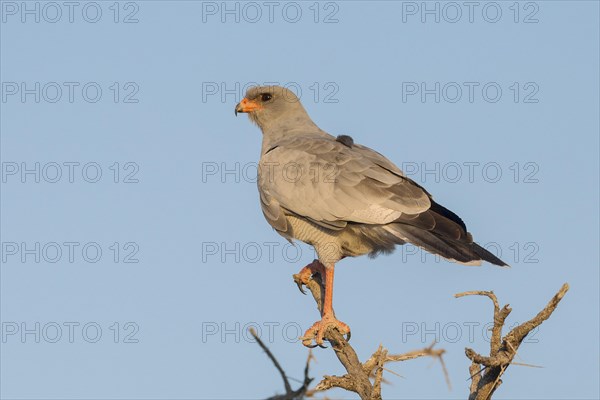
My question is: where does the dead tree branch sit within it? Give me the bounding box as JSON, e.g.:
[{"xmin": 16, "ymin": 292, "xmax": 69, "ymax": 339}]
[
  {"xmin": 293, "ymin": 271, "xmax": 448, "ymax": 400},
  {"xmin": 455, "ymin": 283, "xmax": 569, "ymax": 400},
  {"xmin": 250, "ymin": 327, "xmax": 313, "ymax": 400}
]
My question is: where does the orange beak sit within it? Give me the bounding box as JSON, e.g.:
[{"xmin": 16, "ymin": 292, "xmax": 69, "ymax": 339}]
[{"xmin": 235, "ymin": 98, "xmax": 262, "ymax": 116}]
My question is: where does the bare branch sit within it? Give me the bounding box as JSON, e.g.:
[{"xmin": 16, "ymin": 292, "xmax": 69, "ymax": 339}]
[
  {"xmin": 457, "ymin": 283, "xmax": 569, "ymax": 400},
  {"xmin": 251, "ymin": 327, "xmax": 293, "ymax": 394},
  {"xmin": 250, "ymin": 327, "xmax": 314, "ymax": 400},
  {"xmin": 505, "ymin": 283, "xmax": 569, "ymax": 345},
  {"xmin": 295, "ymin": 272, "xmax": 449, "ymax": 399},
  {"xmin": 455, "ymin": 291, "xmax": 511, "ymax": 355}
]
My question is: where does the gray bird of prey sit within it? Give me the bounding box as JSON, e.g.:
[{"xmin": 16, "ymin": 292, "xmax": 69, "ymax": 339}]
[{"xmin": 235, "ymin": 85, "xmax": 507, "ymax": 347}]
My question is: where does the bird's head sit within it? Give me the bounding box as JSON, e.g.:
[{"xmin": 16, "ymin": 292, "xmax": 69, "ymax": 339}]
[{"xmin": 235, "ymin": 85, "xmax": 314, "ymax": 133}]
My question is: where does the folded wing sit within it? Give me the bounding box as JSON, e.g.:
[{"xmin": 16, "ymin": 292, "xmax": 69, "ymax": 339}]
[{"xmin": 258, "ymin": 135, "xmax": 430, "ymax": 230}]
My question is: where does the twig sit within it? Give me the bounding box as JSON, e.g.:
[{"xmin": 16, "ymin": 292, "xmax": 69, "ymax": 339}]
[
  {"xmin": 251, "ymin": 327, "xmax": 293, "ymax": 394},
  {"xmin": 456, "ymin": 283, "xmax": 569, "ymax": 400},
  {"xmin": 250, "ymin": 327, "xmax": 314, "ymax": 400}
]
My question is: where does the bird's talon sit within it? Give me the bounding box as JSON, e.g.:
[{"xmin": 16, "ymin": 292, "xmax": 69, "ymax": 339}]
[
  {"xmin": 294, "ymin": 263, "xmax": 321, "ymax": 296},
  {"xmin": 301, "ymin": 316, "xmax": 349, "ymax": 348},
  {"xmin": 345, "ymin": 331, "xmax": 351, "ymax": 342},
  {"xmin": 295, "ymin": 279, "xmax": 307, "ymax": 295},
  {"xmin": 299, "ymin": 333, "xmax": 316, "ymax": 348}
]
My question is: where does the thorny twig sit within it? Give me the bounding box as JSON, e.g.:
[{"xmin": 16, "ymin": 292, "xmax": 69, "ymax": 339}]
[{"xmin": 456, "ymin": 283, "xmax": 569, "ymax": 400}]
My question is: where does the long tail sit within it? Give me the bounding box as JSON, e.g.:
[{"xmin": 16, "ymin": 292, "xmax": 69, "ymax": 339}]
[
  {"xmin": 387, "ymin": 224, "xmax": 507, "ymax": 266},
  {"xmin": 386, "ymin": 200, "xmax": 508, "ymax": 266}
]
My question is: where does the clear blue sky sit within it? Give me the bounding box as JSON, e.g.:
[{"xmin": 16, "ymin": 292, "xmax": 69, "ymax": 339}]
[{"xmin": 1, "ymin": 1, "xmax": 598, "ymax": 399}]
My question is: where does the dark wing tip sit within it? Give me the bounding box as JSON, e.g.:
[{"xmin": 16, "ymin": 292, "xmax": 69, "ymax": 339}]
[
  {"xmin": 471, "ymin": 243, "xmax": 510, "ymax": 267},
  {"xmin": 429, "ymin": 200, "xmax": 468, "ymax": 233}
]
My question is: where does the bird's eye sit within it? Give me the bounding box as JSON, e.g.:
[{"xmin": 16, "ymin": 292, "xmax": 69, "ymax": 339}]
[{"xmin": 261, "ymin": 93, "xmax": 272, "ymax": 102}]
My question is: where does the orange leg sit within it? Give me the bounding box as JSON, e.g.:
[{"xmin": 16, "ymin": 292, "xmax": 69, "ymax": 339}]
[{"xmin": 295, "ymin": 260, "xmax": 350, "ymax": 347}]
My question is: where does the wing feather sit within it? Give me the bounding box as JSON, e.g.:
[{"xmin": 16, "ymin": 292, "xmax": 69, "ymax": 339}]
[{"xmin": 258, "ymin": 135, "xmax": 431, "ymax": 230}]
